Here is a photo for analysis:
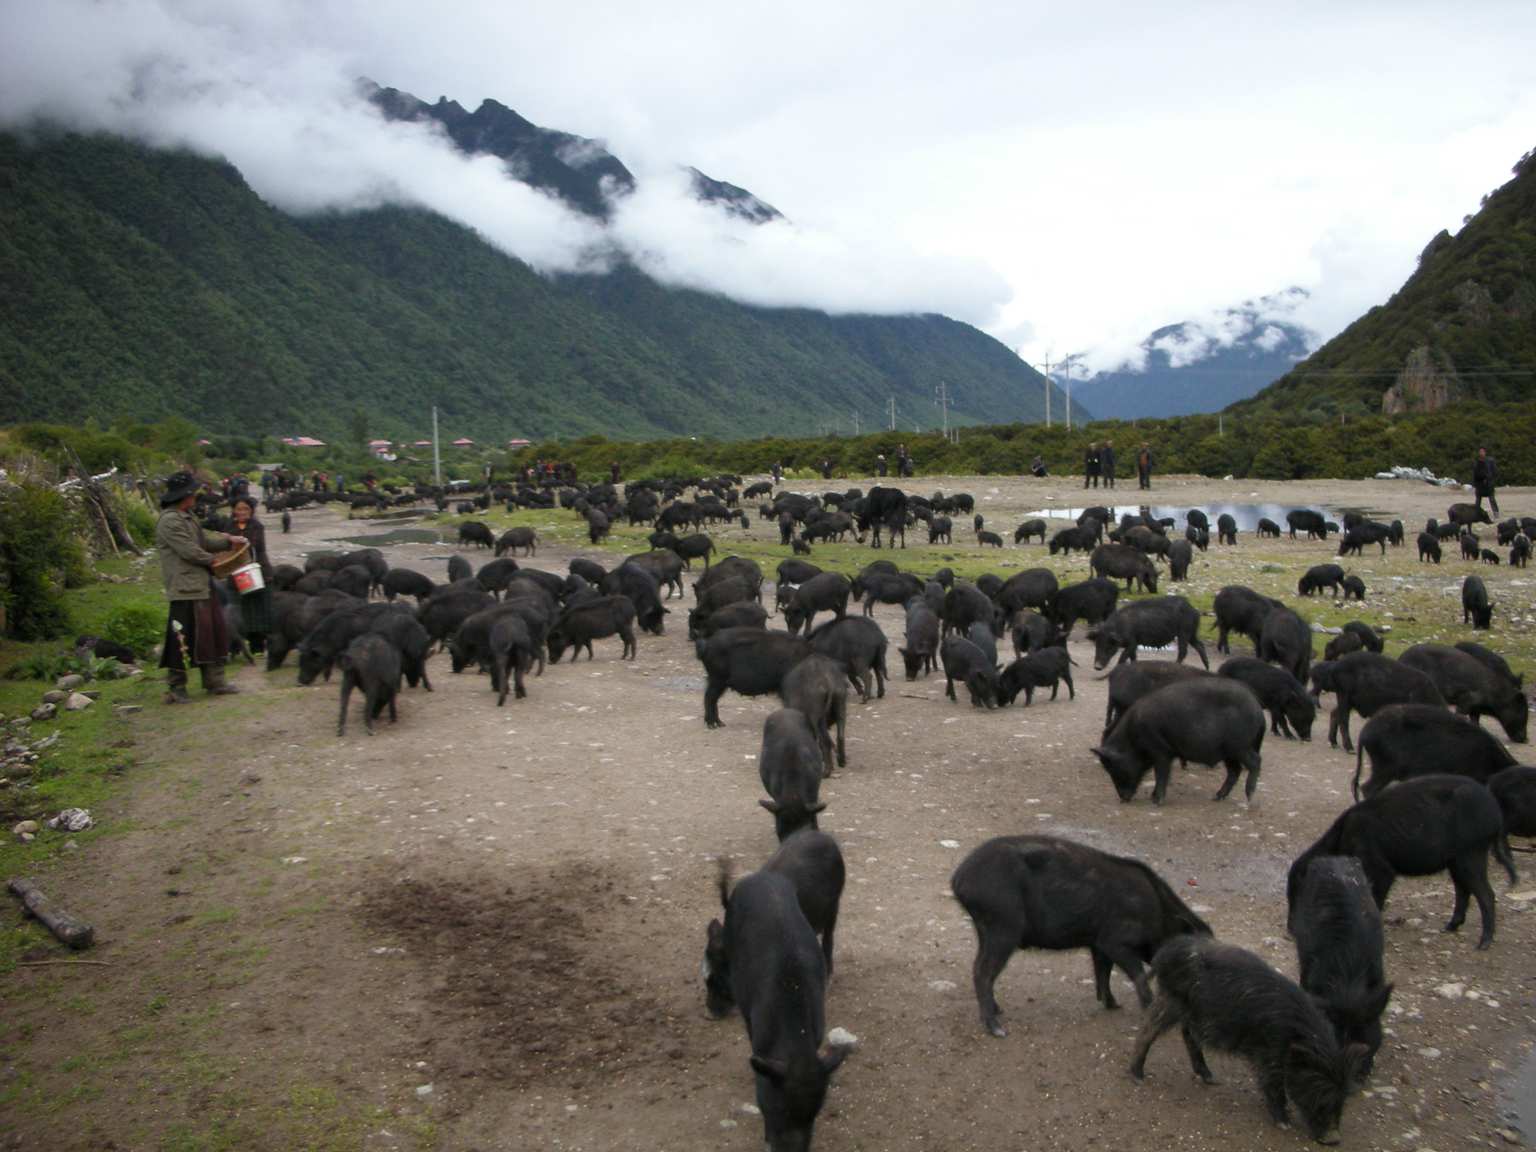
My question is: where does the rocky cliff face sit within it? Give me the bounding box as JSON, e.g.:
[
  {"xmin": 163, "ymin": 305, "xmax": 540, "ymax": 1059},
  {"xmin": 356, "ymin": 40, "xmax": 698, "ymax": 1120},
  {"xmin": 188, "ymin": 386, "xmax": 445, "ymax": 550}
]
[{"xmin": 1381, "ymin": 345, "xmax": 1462, "ymax": 414}]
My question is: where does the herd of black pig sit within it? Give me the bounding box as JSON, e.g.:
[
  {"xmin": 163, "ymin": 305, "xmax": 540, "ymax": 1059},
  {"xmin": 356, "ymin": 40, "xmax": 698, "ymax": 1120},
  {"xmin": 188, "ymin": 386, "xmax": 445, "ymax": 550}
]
[{"xmin": 245, "ymin": 480, "xmax": 1534, "ymax": 1149}]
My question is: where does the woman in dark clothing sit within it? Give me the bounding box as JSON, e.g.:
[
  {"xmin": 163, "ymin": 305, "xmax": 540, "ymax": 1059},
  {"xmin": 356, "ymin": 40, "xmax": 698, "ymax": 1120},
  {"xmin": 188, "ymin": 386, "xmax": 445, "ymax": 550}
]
[
  {"xmin": 1084, "ymin": 443, "xmax": 1101, "ymax": 489},
  {"xmin": 1473, "ymin": 447, "xmax": 1499, "ymax": 517},
  {"xmin": 229, "ymin": 494, "xmax": 274, "ymax": 653}
]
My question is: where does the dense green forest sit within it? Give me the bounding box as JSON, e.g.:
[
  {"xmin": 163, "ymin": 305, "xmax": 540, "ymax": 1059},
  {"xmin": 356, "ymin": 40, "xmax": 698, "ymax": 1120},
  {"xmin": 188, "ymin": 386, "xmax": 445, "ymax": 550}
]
[
  {"xmin": 0, "ymin": 132, "xmax": 1067, "ymax": 443},
  {"xmin": 1233, "ymin": 147, "xmax": 1536, "ymax": 419}
]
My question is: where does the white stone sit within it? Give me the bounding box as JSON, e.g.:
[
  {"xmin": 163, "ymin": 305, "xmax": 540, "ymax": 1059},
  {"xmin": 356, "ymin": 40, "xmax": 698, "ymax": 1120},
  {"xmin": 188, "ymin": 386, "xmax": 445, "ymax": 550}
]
[{"xmin": 1434, "ymin": 982, "xmax": 1464, "ymax": 1000}]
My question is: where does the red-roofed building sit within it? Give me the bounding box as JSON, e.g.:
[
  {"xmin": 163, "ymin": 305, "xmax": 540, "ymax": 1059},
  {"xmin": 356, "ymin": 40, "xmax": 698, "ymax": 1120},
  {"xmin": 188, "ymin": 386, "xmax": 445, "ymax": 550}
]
[{"xmin": 451, "ymin": 438, "xmax": 475, "ymax": 447}]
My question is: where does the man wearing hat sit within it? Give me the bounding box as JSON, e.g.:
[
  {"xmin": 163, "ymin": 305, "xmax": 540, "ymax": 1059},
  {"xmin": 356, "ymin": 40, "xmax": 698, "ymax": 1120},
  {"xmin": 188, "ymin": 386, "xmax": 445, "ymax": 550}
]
[{"xmin": 155, "ymin": 472, "xmax": 247, "ymax": 703}]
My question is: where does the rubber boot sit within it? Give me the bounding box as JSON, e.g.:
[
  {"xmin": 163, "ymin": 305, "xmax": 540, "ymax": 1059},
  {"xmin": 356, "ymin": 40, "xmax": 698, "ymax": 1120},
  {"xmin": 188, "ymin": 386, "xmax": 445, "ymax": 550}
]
[
  {"xmin": 164, "ymin": 668, "xmax": 192, "ymax": 704},
  {"xmin": 200, "ymin": 662, "xmax": 240, "ymax": 696}
]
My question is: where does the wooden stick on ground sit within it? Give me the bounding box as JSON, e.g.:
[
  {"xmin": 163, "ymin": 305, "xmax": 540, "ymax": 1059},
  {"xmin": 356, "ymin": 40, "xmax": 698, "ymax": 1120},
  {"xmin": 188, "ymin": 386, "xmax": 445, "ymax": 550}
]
[
  {"xmin": 6, "ymin": 878, "xmax": 96, "ymax": 950},
  {"xmin": 17, "ymin": 960, "xmax": 112, "ymax": 968}
]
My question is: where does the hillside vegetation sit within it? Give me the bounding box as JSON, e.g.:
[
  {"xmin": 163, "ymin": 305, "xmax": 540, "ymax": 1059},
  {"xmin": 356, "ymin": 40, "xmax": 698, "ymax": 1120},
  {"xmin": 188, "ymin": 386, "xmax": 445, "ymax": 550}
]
[
  {"xmin": 0, "ymin": 132, "xmax": 1065, "ymax": 443},
  {"xmin": 1233, "ymin": 147, "xmax": 1536, "ymax": 419}
]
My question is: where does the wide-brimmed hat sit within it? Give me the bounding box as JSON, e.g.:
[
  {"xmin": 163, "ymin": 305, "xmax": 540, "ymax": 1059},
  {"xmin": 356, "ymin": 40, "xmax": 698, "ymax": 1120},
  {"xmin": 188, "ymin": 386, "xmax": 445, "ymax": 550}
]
[{"xmin": 160, "ymin": 471, "xmax": 200, "ymax": 507}]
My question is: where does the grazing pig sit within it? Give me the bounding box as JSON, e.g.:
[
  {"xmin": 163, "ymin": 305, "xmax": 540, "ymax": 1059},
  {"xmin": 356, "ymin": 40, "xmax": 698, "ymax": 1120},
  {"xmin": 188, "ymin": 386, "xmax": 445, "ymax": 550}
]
[
  {"xmin": 603, "ymin": 563, "xmax": 667, "ymax": 635},
  {"xmin": 1489, "ymin": 766, "xmax": 1536, "ymax": 838},
  {"xmin": 495, "ymin": 526, "xmax": 537, "ymax": 557},
  {"xmin": 1257, "ymin": 604, "xmax": 1313, "ymax": 684},
  {"xmin": 776, "ymin": 558, "xmax": 822, "ymax": 588},
  {"xmin": 1013, "ymin": 518, "xmax": 1047, "ymax": 544},
  {"xmin": 900, "ymin": 601, "xmax": 941, "ymax": 679},
  {"xmin": 488, "ymin": 613, "xmax": 534, "ymax": 705},
  {"xmin": 855, "ymin": 570, "xmax": 925, "ymax": 616},
  {"xmin": 1219, "ymin": 656, "xmax": 1316, "ymax": 740},
  {"xmin": 976, "ymin": 528, "xmax": 1003, "ymax": 548},
  {"xmin": 1511, "ymin": 534, "xmax": 1531, "ymax": 568},
  {"xmin": 1089, "ymin": 598, "xmax": 1209, "ymax": 670},
  {"xmin": 674, "ymin": 532, "xmax": 716, "ymax": 569},
  {"xmin": 270, "ymin": 563, "xmax": 304, "ymax": 592},
  {"xmin": 697, "ymin": 628, "xmax": 811, "ymax": 727},
  {"xmin": 1010, "ymin": 609, "xmax": 1062, "ymax": 657},
  {"xmin": 336, "ymin": 633, "xmax": 401, "ymax": 736},
  {"xmin": 1287, "ymin": 509, "xmax": 1328, "ymax": 539},
  {"xmin": 1399, "ymin": 642, "xmax": 1527, "ymax": 742},
  {"xmin": 695, "ymin": 600, "xmax": 769, "ymax": 639},
  {"xmin": 1050, "ymin": 578, "xmax": 1120, "ymax": 637},
  {"xmin": 1049, "ymin": 525, "xmax": 1099, "ymax": 555},
  {"xmin": 1291, "ymin": 857, "xmax": 1391, "ymax": 1076},
  {"xmin": 760, "ymin": 831, "xmax": 846, "ymax": 973},
  {"xmin": 1353, "ymin": 703, "xmax": 1518, "ymax": 799},
  {"xmin": 941, "ymin": 635, "xmax": 1001, "ymax": 708},
  {"xmin": 1102, "ymin": 661, "xmax": 1212, "ymax": 736},
  {"xmin": 447, "ymin": 554, "xmax": 473, "ymax": 584},
  {"xmin": 1256, "ymin": 517, "xmax": 1281, "ymax": 538},
  {"xmin": 1462, "ymin": 574, "xmax": 1493, "ymax": 629},
  {"xmin": 701, "ymin": 868, "xmax": 851, "ymax": 1150},
  {"xmin": 758, "ymin": 709, "xmax": 828, "ymax": 840},
  {"xmin": 1344, "ymin": 620, "xmax": 1384, "ymax": 652},
  {"xmin": 1121, "ymin": 525, "xmax": 1172, "ymax": 560},
  {"xmin": 927, "ymin": 515, "xmax": 952, "ymax": 544},
  {"xmin": 620, "ymin": 549, "xmax": 685, "ymax": 599},
  {"xmin": 995, "ymin": 568, "xmax": 1059, "ymax": 615},
  {"xmin": 1338, "ymin": 523, "xmax": 1389, "ymax": 557},
  {"xmin": 1093, "ymin": 678, "xmax": 1265, "ymax": 803},
  {"xmin": 1186, "ymin": 509, "xmax": 1210, "ymax": 531},
  {"xmin": 548, "ymin": 595, "xmax": 638, "ymax": 662},
  {"xmin": 998, "ymin": 648, "xmax": 1075, "ymax": 706},
  {"xmin": 329, "ymin": 565, "xmax": 373, "ymax": 600},
  {"xmin": 1185, "ymin": 524, "xmax": 1210, "ymax": 551},
  {"xmin": 1130, "ymin": 936, "xmax": 1365, "ymax": 1145},
  {"xmin": 943, "ymin": 580, "xmax": 1003, "ymax": 639},
  {"xmin": 1287, "ymin": 775, "xmax": 1517, "ymax": 949},
  {"xmin": 1321, "ymin": 651, "xmax": 1446, "ymax": 752},
  {"xmin": 1482, "ymin": 547, "xmax": 1501, "ymax": 565},
  {"xmin": 809, "ymin": 616, "xmax": 889, "ymax": 701},
  {"xmin": 296, "ymin": 607, "xmax": 377, "ymax": 685},
  {"xmin": 780, "ymin": 654, "xmax": 849, "ymax": 774},
  {"xmin": 687, "ymin": 577, "xmax": 758, "ymax": 638},
  {"xmin": 1416, "ymin": 532, "xmax": 1442, "ymax": 563},
  {"xmin": 1298, "ymin": 563, "xmax": 1345, "ymax": 597},
  {"xmin": 1213, "ymin": 585, "xmax": 1282, "ymax": 655},
  {"xmin": 367, "ymin": 610, "xmax": 434, "ymax": 692},
  {"xmin": 1460, "ymin": 532, "xmax": 1481, "ymax": 561},
  {"xmin": 1388, "ymin": 519, "xmax": 1405, "ymax": 546},
  {"xmin": 1453, "ymin": 640, "xmax": 1520, "ymax": 688},
  {"xmin": 1324, "ymin": 631, "xmax": 1364, "ymax": 662},
  {"xmin": 1216, "ymin": 513, "xmax": 1238, "ymax": 545},
  {"xmin": 475, "ymin": 557, "xmax": 521, "ymax": 599},
  {"xmin": 1167, "ymin": 538, "xmax": 1192, "ymax": 581},
  {"xmin": 1341, "ymin": 575, "xmax": 1365, "ymax": 601},
  {"xmin": 967, "ymin": 621, "xmax": 999, "ymax": 672},
  {"xmin": 782, "ymin": 572, "xmax": 851, "ymax": 637},
  {"xmin": 951, "ymin": 835, "xmax": 1210, "ymax": 1037},
  {"xmin": 586, "ymin": 509, "xmax": 611, "ymax": 545},
  {"xmin": 458, "ymin": 521, "xmax": 494, "ymax": 550},
  {"xmin": 281, "ymin": 510, "xmax": 291, "ymax": 533},
  {"xmin": 1089, "ymin": 543, "xmax": 1158, "ymax": 593},
  {"xmin": 1447, "ymin": 501, "xmax": 1492, "ymax": 528},
  {"xmin": 382, "ymin": 569, "xmax": 435, "ymax": 604}
]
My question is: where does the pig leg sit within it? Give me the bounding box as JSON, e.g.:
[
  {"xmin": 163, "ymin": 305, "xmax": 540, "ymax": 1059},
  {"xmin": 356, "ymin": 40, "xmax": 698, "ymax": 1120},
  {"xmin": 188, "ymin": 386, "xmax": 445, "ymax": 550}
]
[
  {"xmin": 1188, "ymin": 636, "xmax": 1210, "ymax": 670},
  {"xmin": 1242, "ymin": 751, "xmax": 1262, "ymax": 800},
  {"xmin": 1129, "ymin": 995, "xmax": 1181, "ymax": 1079},
  {"xmin": 1089, "ymin": 948, "xmax": 1117, "ymax": 1008},
  {"xmin": 1449, "ymin": 851, "xmax": 1497, "ymax": 949},
  {"xmin": 704, "ymin": 677, "xmax": 728, "ymax": 727},
  {"xmin": 970, "ymin": 923, "xmax": 1015, "ymax": 1038},
  {"xmin": 1180, "ymin": 1024, "xmax": 1215, "ymax": 1083},
  {"xmin": 337, "ymin": 671, "xmax": 354, "ymax": 737},
  {"xmin": 1150, "ymin": 757, "xmax": 1174, "ymax": 805},
  {"xmin": 1214, "ymin": 762, "xmax": 1243, "ymax": 801},
  {"xmin": 1063, "ymin": 669, "xmax": 1075, "ymax": 700}
]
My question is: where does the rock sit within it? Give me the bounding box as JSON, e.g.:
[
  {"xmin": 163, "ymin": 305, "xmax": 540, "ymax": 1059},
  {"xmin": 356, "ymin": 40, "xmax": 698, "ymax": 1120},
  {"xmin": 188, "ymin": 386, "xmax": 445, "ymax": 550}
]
[
  {"xmin": 81, "ymin": 691, "xmax": 101, "ymax": 701},
  {"xmin": 65, "ymin": 693, "xmax": 94, "ymax": 712},
  {"xmin": 113, "ymin": 704, "xmax": 143, "ymax": 716},
  {"xmin": 41, "ymin": 691, "xmax": 67, "ymax": 705},
  {"xmin": 1434, "ymin": 982, "xmax": 1465, "ymax": 1000},
  {"xmin": 55, "ymin": 674, "xmax": 85, "ymax": 691},
  {"xmin": 47, "ymin": 808, "xmax": 92, "ymax": 832},
  {"xmin": 1417, "ymin": 1047, "xmax": 1441, "ymax": 1059},
  {"xmin": 414, "ymin": 1084, "xmax": 433, "ymax": 1098},
  {"xmin": 30, "ymin": 704, "xmax": 56, "ymax": 722},
  {"xmin": 827, "ymin": 1026, "xmax": 858, "ymax": 1049},
  {"xmin": 12, "ymin": 820, "xmax": 39, "ymax": 839}
]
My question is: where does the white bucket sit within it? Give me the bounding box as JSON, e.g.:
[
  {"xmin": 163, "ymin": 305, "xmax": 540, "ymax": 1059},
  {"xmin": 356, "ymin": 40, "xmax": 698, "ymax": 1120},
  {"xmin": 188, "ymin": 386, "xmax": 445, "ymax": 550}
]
[{"xmin": 232, "ymin": 563, "xmax": 265, "ymax": 594}]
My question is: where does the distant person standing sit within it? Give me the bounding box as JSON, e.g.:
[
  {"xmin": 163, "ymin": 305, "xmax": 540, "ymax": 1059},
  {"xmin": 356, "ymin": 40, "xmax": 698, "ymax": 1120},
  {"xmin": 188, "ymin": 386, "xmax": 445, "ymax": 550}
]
[
  {"xmin": 1100, "ymin": 441, "xmax": 1116, "ymax": 490},
  {"xmin": 1030, "ymin": 454, "xmax": 1047, "ymax": 478},
  {"xmin": 1137, "ymin": 444, "xmax": 1153, "ymax": 490},
  {"xmin": 1083, "ymin": 443, "xmax": 1101, "ymax": 489},
  {"xmin": 821, "ymin": 458, "xmax": 834, "ymax": 480},
  {"xmin": 875, "ymin": 453, "xmax": 887, "ymax": 477},
  {"xmin": 771, "ymin": 460, "xmax": 783, "ymax": 484},
  {"xmin": 610, "ymin": 460, "xmax": 621, "ymax": 485},
  {"xmin": 1473, "ymin": 447, "xmax": 1499, "ymax": 517}
]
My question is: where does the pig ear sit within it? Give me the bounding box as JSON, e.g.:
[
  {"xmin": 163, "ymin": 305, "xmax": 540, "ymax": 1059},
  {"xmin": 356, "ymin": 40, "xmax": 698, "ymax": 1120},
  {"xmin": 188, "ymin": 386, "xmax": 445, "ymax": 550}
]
[
  {"xmin": 759, "ymin": 798, "xmax": 780, "ymax": 813},
  {"xmin": 750, "ymin": 1056, "xmax": 788, "ymax": 1084},
  {"xmin": 808, "ymin": 801, "xmax": 828, "ymax": 814},
  {"xmin": 1340, "ymin": 1042, "xmax": 1370, "ymax": 1081}
]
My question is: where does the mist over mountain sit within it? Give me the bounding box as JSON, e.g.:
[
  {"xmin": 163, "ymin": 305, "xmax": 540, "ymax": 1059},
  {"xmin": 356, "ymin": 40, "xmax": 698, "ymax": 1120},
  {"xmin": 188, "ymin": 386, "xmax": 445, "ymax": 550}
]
[{"xmin": 1067, "ymin": 292, "xmax": 1315, "ymax": 419}]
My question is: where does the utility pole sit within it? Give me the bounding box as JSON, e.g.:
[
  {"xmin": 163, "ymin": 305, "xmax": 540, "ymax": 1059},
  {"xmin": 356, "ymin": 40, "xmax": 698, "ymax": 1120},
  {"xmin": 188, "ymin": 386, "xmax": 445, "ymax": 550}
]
[
  {"xmin": 936, "ymin": 381, "xmax": 951, "ymax": 438},
  {"xmin": 1042, "ymin": 353, "xmax": 1052, "ymax": 428},
  {"xmin": 1065, "ymin": 358, "xmax": 1072, "ymax": 433},
  {"xmin": 431, "ymin": 406, "xmax": 441, "ymax": 487},
  {"xmin": 853, "ymin": 411, "xmax": 860, "ymax": 438},
  {"xmin": 888, "ymin": 396, "xmax": 896, "ymax": 431},
  {"xmin": 1219, "ymin": 412, "xmax": 1224, "ymax": 438}
]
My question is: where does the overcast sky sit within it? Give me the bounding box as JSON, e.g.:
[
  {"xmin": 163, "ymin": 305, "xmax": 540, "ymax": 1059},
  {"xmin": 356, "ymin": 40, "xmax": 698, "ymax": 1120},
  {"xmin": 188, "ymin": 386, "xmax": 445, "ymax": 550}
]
[{"xmin": 3, "ymin": 0, "xmax": 1534, "ymax": 374}]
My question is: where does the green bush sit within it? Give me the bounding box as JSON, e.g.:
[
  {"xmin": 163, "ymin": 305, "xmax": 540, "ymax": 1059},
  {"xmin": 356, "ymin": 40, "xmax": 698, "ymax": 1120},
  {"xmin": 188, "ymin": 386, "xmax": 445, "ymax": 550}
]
[
  {"xmin": 121, "ymin": 500, "xmax": 157, "ymax": 546},
  {"xmin": 0, "ymin": 482, "xmax": 87, "ymax": 640},
  {"xmin": 102, "ymin": 604, "xmax": 163, "ymax": 657}
]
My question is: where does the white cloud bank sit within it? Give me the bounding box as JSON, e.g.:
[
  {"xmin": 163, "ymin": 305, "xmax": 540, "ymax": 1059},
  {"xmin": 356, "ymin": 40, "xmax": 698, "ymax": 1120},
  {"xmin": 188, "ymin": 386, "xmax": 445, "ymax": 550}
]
[{"xmin": 2, "ymin": 0, "xmax": 1534, "ymax": 371}]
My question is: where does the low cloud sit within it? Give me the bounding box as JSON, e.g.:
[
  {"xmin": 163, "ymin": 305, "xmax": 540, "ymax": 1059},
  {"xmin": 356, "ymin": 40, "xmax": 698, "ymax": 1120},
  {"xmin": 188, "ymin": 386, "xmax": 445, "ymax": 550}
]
[{"xmin": 0, "ymin": 0, "xmax": 1010, "ymax": 323}]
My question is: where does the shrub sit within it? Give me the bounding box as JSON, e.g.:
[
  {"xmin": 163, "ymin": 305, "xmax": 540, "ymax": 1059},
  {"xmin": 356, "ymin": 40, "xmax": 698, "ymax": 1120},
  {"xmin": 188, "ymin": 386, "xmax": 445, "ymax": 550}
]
[
  {"xmin": 0, "ymin": 481, "xmax": 87, "ymax": 640},
  {"xmin": 121, "ymin": 500, "xmax": 157, "ymax": 547},
  {"xmin": 102, "ymin": 604, "xmax": 163, "ymax": 657}
]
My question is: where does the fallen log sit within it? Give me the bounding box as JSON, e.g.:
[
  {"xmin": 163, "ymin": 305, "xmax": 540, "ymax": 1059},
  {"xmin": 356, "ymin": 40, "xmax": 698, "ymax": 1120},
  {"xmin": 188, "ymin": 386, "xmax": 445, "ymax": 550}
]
[{"xmin": 6, "ymin": 877, "xmax": 95, "ymax": 950}]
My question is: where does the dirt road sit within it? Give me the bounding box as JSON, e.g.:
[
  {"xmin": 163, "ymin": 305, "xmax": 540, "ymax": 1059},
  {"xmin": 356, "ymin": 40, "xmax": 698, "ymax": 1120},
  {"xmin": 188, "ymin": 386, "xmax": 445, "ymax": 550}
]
[{"xmin": 4, "ymin": 472, "xmax": 1534, "ymax": 1151}]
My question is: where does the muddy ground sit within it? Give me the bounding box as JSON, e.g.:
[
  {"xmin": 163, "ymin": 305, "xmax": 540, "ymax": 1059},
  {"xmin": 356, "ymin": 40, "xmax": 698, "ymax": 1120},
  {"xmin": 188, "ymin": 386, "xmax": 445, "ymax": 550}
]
[{"xmin": 3, "ymin": 471, "xmax": 1535, "ymax": 1152}]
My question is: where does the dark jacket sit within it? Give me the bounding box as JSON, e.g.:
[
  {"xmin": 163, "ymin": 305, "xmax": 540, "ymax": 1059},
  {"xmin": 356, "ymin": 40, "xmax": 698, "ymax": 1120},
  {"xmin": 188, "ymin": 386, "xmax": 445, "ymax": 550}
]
[
  {"xmin": 1137, "ymin": 448, "xmax": 1153, "ymax": 474},
  {"xmin": 241, "ymin": 517, "xmax": 273, "ymax": 579},
  {"xmin": 1099, "ymin": 445, "xmax": 1116, "ymax": 476},
  {"xmin": 1473, "ymin": 456, "xmax": 1496, "ymax": 496},
  {"xmin": 1084, "ymin": 449, "xmax": 1101, "ymax": 476}
]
